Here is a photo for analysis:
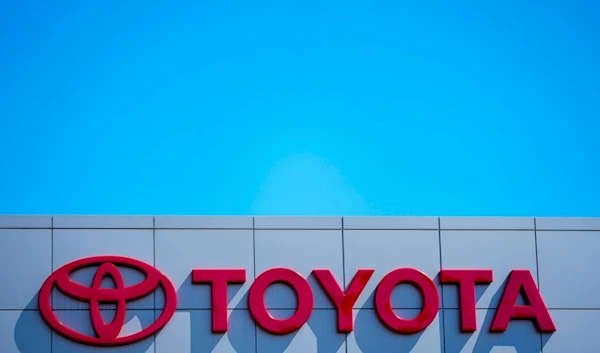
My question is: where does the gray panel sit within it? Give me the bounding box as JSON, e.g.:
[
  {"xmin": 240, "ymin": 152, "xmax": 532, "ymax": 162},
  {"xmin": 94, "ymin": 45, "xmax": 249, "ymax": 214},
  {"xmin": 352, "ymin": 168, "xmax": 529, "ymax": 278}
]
[
  {"xmin": 52, "ymin": 229, "xmax": 154, "ymax": 310},
  {"xmin": 255, "ymin": 217, "xmax": 342, "ymax": 229},
  {"xmin": 536, "ymin": 217, "xmax": 600, "ymax": 231},
  {"xmin": 0, "ymin": 229, "xmax": 51, "ymax": 309},
  {"xmin": 155, "ymin": 229, "xmax": 254, "ymax": 309},
  {"xmin": 53, "ymin": 215, "xmax": 153, "ymax": 228},
  {"xmin": 155, "ymin": 216, "xmax": 253, "ymax": 229},
  {"xmin": 344, "ymin": 230, "xmax": 441, "ymax": 309},
  {"xmin": 343, "ymin": 217, "xmax": 438, "ymax": 230},
  {"xmin": 444, "ymin": 309, "xmax": 542, "ymax": 353},
  {"xmin": 52, "ymin": 310, "xmax": 154, "ymax": 353},
  {"xmin": 155, "ymin": 310, "xmax": 256, "ymax": 353},
  {"xmin": 542, "ymin": 310, "xmax": 600, "ymax": 353},
  {"xmin": 254, "ymin": 230, "xmax": 343, "ymax": 309},
  {"xmin": 0, "ymin": 215, "xmax": 51, "ymax": 228},
  {"xmin": 256, "ymin": 309, "xmax": 345, "ymax": 353},
  {"xmin": 1, "ymin": 310, "xmax": 51, "ymax": 353},
  {"xmin": 440, "ymin": 217, "xmax": 534, "ymax": 230},
  {"xmin": 440, "ymin": 230, "xmax": 538, "ymax": 309},
  {"xmin": 346, "ymin": 309, "xmax": 444, "ymax": 353},
  {"xmin": 537, "ymin": 231, "xmax": 600, "ymax": 308}
]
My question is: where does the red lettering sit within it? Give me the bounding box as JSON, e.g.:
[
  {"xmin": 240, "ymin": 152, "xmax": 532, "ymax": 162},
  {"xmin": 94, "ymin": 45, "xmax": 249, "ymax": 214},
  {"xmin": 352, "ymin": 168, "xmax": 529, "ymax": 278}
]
[
  {"xmin": 192, "ymin": 269, "xmax": 246, "ymax": 333},
  {"xmin": 313, "ymin": 269, "xmax": 374, "ymax": 332},
  {"xmin": 490, "ymin": 270, "xmax": 556, "ymax": 333},
  {"xmin": 440, "ymin": 269, "xmax": 493, "ymax": 332},
  {"xmin": 191, "ymin": 269, "xmax": 246, "ymax": 333},
  {"xmin": 189, "ymin": 267, "xmax": 554, "ymax": 335},
  {"xmin": 374, "ymin": 268, "xmax": 439, "ymax": 334},
  {"xmin": 248, "ymin": 268, "xmax": 314, "ymax": 334}
]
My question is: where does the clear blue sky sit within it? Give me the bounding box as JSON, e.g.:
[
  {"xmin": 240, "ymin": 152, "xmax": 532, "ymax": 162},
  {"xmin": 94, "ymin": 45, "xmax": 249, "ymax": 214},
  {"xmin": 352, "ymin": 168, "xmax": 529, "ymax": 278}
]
[{"xmin": 1, "ymin": 1, "xmax": 599, "ymax": 216}]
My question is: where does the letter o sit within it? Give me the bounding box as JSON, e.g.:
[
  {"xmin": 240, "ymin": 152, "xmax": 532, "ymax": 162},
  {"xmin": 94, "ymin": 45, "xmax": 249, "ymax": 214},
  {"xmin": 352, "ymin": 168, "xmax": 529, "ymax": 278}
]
[
  {"xmin": 249, "ymin": 268, "xmax": 314, "ymax": 334},
  {"xmin": 375, "ymin": 268, "xmax": 439, "ymax": 334}
]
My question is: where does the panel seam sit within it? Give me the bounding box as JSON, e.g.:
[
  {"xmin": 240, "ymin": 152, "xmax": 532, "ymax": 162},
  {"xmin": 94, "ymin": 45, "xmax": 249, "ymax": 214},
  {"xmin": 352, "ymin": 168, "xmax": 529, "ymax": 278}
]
[
  {"xmin": 342, "ymin": 217, "xmax": 349, "ymax": 353},
  {"xmin": 438, "ymin": 217, "xmax": 447, "ymax": 353},
  {"xmin": 253, "ymin": 216, "xmax": 258, "ymax": 353},
  {"xmin": 153, "ymin": 216, "xmax": 157, "ymax": 353},
  {"xmin": 50, "ymin": 215, "xmax": 54, "ymax": 353},
  {"xmin": 153, "ymin": 216, "xmax": 156, "ymax": 308},
  {"xmin": 534, "ymin": 217, "xmax": 544, "ymax": 352},
  {"xmin": 534, "ymin": 218, "xmax": 541, "ymax": 285},
  {"xmin": 341, "ymin": 217, "xmax": 347, "ymax": 288}
]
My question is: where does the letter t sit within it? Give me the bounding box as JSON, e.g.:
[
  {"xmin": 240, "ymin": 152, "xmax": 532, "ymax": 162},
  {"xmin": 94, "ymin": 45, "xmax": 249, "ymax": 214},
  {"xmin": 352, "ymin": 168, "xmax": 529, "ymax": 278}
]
[
  {"xmin": 440, "ymin": 269, "xmax": 493, "ymax": 332},
  {"xmin": 191, "ymin": 269, "xmax": 247, "ymax": 332}
]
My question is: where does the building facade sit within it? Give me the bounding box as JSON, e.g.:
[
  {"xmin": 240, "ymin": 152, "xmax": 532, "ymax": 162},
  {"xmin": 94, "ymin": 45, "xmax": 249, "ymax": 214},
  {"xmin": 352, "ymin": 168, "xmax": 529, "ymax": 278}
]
[{"xmin": 1, "ymin": 215, "xmax": 599, "ymax": 353}]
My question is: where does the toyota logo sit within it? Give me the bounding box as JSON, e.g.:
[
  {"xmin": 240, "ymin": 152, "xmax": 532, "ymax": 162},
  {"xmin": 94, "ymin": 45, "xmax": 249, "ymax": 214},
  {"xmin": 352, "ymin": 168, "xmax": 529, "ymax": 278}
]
[{"xmin": 38, "ymin": 256, "xmax": 177, "ymax": 346}]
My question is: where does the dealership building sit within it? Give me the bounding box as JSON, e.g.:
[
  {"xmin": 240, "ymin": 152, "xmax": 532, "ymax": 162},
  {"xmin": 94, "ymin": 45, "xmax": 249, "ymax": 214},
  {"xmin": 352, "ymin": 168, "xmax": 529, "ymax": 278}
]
[{"xmin": 1, "ymin": 215, "xmax": 599, "ymax": 353}]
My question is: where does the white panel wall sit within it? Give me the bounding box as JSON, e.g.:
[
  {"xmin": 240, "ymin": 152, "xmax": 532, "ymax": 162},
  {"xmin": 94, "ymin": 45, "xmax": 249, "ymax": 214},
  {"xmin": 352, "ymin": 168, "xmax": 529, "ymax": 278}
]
[
  {"xmin": 0, "ymin": 215, "xmax": 598, "ymax": 353},
  {"xmin": 155, "ymin": 229, "xmax": 254, "ymax": 309},
  {"xmin": 0, "ymin": 229, "xmax": 51, "ymax": 310},
  {"xmin": 254, "ymin": 228, "xmax": 343, "ymax": 309},
  {"xmin": 440, "ymin": 230, "xmax": 538, "ymax": 308},
  {"xmin": 344, "ymin": 229, "xmax": 440, "ymax": 309}
]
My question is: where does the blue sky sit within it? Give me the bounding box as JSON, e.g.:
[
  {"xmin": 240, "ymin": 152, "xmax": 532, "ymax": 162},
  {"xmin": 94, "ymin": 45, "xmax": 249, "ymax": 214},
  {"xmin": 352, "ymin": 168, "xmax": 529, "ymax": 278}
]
[{"xmin": 1, "ymin": 1, "xmax": 599, "ymax": 216}]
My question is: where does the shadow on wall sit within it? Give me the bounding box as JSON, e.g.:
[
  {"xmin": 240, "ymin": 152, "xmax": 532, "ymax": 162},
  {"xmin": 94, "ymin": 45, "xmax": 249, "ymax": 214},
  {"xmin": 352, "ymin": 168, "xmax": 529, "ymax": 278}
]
[
  {"xmin": 14, "ymin": 295, "xmax": 155, "ymax": 353},
  {"xmin": 179, "ymin": 272, "xmax": 256, "ymax": 353},
  {"xmin": 12, "ymin": 298, "xmax": 50, "ymax": 353},
  {"xmin": 444, "ymin": 277, "xmax": 553, "ymax": 353},
  {"xmin": 352, "ymin": 291, "xmax": 428, "ymax": 353},
  {"xmin": 15, "ymin": 275, "xmax": 553, "ymax": 353},
  {"xmin": 305, "ymin": 310, "xmax": 346, "ymax": 353}
]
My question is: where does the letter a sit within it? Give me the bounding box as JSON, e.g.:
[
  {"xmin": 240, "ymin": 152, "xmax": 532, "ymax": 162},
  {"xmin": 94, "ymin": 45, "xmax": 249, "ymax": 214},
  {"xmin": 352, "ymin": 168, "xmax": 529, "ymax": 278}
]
[{"xmin": 490, "ymin": 270, "xmax": 556, "ymax": 333}]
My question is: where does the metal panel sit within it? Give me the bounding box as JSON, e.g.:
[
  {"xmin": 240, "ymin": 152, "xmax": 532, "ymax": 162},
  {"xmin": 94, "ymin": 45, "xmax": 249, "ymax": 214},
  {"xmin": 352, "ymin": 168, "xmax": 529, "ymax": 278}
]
[
  {"xmin": 0, "ymin": 215, "xmax": 51, "ymax": 228},
  {"xmin": 536, "ymin": 217, "xmax": 600, "ymax": 231},
  {"xmin": 440, "ymin": 217, "xmax": 534, "ymax": 230},
  {"xmin": 53, "ymin": 215, "xmax": 153, "ymax": 229},
  {"xmin": 255, "ymin": 217, "xmax": 342, "ymax": 229},
  {"xmin": 542, "ymin": 310, "xmax": 600, "ymax": 353},
  {"xmin": 155, "ymin": 229, "xmax": 254, "ymax": 309},
  {"xmin": 155, "ymin": 216, "xmax": 253, "ymax": 229},
  {"xmin": 441, "ymin": 230, "xmax": 538, "ymax": 308},
  {"xmin": 344, "ymin": 216, "xmax": 438, "ymax": 230},
  {"xmin": 51, "ymin": 310, "xmax": 155, "ymax": 353},
  {"xmin": 155, "ymin": 310, "xmax": 256, "ymax": 353},
  {"xmin": 1, "ymin": 310, "xmax": 51, "ymax": 353},
  {"xmin": 444, "ymin": 309, "xmax": 542, "ymax": 353},
  {"xmin": 256, "ymin": 309, "xmax": 345, "ymax": 353},
  {"xmin": 537, "ymin": 231, "xmax": 600, "ymax": 308},
  {"xmin": 346, "ymin": 309, "xmax": 444, "ymax": 353},
  {"xmin": 0, "ymin": 229, "xmax": 51, "ymax": 309},
  {"xmin": 344, "ymin": 230, "xmax": 441, "ymax": 309},
  {"xmin": 254, "ymin": 230, "xmax": 343, "ymax": 309}
]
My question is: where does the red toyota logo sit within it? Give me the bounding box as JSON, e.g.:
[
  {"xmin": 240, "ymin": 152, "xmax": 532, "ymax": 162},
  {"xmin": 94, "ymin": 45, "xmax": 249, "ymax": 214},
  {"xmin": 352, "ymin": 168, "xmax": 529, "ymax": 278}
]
[{"xmin": 38, "ymin": 256, "xmax": 177, "ymax": 346}]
